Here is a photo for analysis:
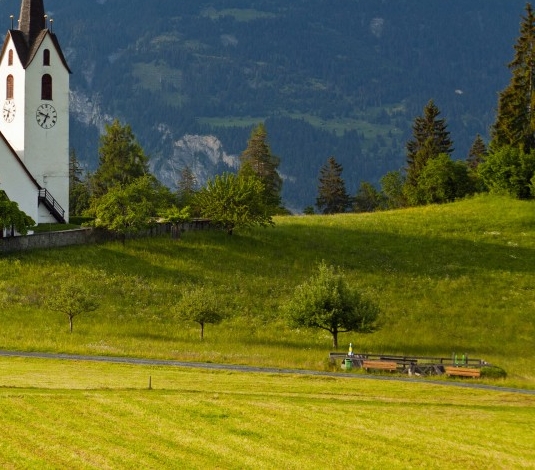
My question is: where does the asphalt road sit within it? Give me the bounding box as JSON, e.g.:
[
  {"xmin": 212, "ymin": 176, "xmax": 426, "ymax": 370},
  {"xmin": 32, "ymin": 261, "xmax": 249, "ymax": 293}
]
[{"xmin": 1, "ymin": 349, "xmax": 534, "ymax": 395}]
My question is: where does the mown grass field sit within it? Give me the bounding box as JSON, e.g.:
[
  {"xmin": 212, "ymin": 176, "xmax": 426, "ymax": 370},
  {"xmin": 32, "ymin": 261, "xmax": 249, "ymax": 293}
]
[
  {"xmin": 1, "ymin": 357, "xmax": 534, "ymax": 469},
  {"xmin": 1, "ymin": 194, "xmax": 535, "ymax": 467}
]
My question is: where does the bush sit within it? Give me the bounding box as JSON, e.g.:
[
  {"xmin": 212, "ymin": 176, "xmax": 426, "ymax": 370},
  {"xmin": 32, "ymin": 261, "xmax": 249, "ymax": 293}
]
[
  {"xmin": 480, "ymin": 366, "xmax": 507, "ymax": 379},
  {"xmin": 70, "ymin": 216, "xmax": 94, "ymax": 226}
]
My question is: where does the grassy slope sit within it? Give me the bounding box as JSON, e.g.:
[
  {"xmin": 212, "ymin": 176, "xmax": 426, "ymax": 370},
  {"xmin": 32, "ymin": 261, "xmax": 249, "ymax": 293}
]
[{"xmin": 0, "ymin": 194, "xmax": 534, "ymax": 385}]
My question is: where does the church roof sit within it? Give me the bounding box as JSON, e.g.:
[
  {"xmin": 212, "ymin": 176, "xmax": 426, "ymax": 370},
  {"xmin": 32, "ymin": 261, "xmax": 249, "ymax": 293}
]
[
  {"xmin": 19, "ymin": 0, "xmax": 46, "ymax": 47},
  {"xmin": 0, "ymin": 0, "xmax": 71, "ymax": 72},
  {"xmin": 0, "ymin": 27, "xmax": 71, "ymax": 74}
]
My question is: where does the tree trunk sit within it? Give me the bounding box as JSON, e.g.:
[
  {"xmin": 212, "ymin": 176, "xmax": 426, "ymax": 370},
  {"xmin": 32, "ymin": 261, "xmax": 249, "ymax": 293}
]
[
  {"xmin": 200, "ymin": 322, "xmax": 204, "ymax": 340},
  {"xmin": 69, "ymin": 315, "xmax": 74, "ymax": 333},
  {"xmin": 332, "ymin": 329, "xmax": 338, "ymax": 349}
]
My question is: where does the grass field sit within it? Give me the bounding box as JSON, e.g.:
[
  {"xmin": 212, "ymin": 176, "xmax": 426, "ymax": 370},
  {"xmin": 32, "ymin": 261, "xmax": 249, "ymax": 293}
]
[
  {"xmin": 1, "ymin": 194, "xmax": 535, "ymax": 467},
  {"xmin": 1, "ymin": 357, "xmax": 534, "ymax": 469},
  {"xmin": 1, "ymin": 194, "xmax": 533, "ymax": 383}
]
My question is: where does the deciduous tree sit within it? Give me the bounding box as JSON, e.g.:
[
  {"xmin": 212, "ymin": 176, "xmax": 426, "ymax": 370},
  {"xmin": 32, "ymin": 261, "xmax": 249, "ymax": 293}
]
[
  {"xmin": 46, "ymin": 279, "xmax": 98, "ymax": 333},
  {"xmin": 176, "ymin": 286, "xmax": 224, "ymax": 340},
  {"xmin": 89, "ymin": 175, "xmax": 168, "ymax": 242},
  {"xmin": 0, "ymin": 191, "xmax": 35, "ymax": 237},
  {"xmin": 407, "ymin": 153, "xmax": 473, "ymax": 205},
  {"xmin": 479, "ymin": 146, "xmax": 535, "ymax": 199},
  {"xmin": 194, "ymin": 173, "xmax": 273, "ymax": 235},
  {"xmin": 380, "ymin": 170, "xmax": 407, "ymax": 209},
  {"xmin": 283, "ymin": 262, "xmax": 380, "ymax": 349}
]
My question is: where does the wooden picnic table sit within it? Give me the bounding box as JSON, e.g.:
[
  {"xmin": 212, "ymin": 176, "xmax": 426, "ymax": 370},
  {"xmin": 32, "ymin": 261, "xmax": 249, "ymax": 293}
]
[{"xmin": 330, "ymin": 352, "xmax": 486, "ymax": 376}]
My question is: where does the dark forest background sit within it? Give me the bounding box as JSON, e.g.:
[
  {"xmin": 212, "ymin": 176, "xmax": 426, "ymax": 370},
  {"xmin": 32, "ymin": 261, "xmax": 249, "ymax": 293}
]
[{"xmin": 18, "ymin": 0, "xmax": 527, "ymax": 209}]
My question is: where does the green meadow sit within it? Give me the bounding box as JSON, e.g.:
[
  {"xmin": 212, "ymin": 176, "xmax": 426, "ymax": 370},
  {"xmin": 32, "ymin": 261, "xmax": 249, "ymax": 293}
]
[
  {"xmin": 1, "ymin": 194, "xmax": 535, "ymax": 467},
  {"xmin": 1, "ymin": 358, "xmax": 534, "ymax": 469}
]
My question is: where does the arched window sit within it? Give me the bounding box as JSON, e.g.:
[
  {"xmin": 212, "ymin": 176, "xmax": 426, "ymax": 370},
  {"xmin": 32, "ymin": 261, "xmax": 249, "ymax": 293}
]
[
  {"xmin": 43, "ymin": 49, "xmax": 50, "ymax": 66},
  {"xmin": 8, "ymin": 50, "xmax": 13, "ymax": 66},
  {"xmin": 6, "ymin": 75, "xmax": 14, "ymax": 99},
  {"xmin": 41, "ymin": 74, "xmax": 52, "ymax": 100}
]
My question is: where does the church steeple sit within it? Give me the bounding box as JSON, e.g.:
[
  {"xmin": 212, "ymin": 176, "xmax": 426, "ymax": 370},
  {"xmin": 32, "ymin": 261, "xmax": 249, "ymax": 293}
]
[{"xmin": 18, "ymin": 0, "xmax": 46, "ymax": 46}]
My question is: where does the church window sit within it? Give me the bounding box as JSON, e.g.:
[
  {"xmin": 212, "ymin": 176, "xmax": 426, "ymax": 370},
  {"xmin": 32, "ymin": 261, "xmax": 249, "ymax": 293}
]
[
  {"xmin": 6, "ymin": 75, "xmax": 14, "ymax": 99},
  {"xmin": 41, "ymin": 74, "xmax": 52, "ymax": 100},
  {"xmin": 8, "ymin": 50, "xmax": 13, "ymax": 66},
  {"xmin": 43, "ymin": 49, "xmax": 50, "ymax": 66}
]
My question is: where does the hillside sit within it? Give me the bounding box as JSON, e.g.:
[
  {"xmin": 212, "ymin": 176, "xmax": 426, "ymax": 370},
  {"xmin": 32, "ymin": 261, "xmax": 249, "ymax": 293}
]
[
  {"xmin": 10, "ymin": 0, "xmax": 524, "ymax": 210},
  {"xmin": 0, "ymin": 195, "xmax": 533, "ymax": 384}
]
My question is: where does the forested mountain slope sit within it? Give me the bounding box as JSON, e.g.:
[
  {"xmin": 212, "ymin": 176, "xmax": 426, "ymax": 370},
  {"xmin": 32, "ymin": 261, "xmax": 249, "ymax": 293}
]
[{"xmin": 18, "ymin": 0, "xmax": 527, "ymax": 209}]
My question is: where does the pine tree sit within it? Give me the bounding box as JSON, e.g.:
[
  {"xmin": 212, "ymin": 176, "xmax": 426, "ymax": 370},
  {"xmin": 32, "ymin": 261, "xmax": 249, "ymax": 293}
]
[
  {"xmin": 69, "ymin": 149, "xmax": 90, "ymax": 216},
  {"xmin": 405, "ymin": 100, "xmax": 454, "ymax": 189},
  {"xmin": 91, "ymin": 120, "xmax": 149, "ymax": 197},
  {"xmin": 239, "ymin": 124, "xmax": 283, "ymax": 211},
  {"xmin": 492, "ymin": 4, "xmax": 535, "ymax": 152},
  {"xmin": 316, "ymin": 156, "xmax": 351, "ymax": 214},
  {"xmin": 176, "ymin": 165, "xmax": 198, "ymax": 208},
  {"xmin": 467, "ymin": 134, "xmax": 487, "ymax": 170}
]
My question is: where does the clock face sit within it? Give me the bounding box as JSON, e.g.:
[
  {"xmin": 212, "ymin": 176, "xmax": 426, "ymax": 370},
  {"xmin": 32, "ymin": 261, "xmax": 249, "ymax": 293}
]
[
  {"xmin": 36, "ymin": 103, "xmax": 57, "ymax": 129},
  {"xmin": 3, "ymin": 100, "xmax": 16, "ymax": 123}
]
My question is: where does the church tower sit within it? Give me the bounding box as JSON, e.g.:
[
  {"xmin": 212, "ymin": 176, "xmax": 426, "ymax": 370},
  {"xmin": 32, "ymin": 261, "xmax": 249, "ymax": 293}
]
[{"xmin": 0, "ymin": 0, "xmax": 71, "ymax": 223}]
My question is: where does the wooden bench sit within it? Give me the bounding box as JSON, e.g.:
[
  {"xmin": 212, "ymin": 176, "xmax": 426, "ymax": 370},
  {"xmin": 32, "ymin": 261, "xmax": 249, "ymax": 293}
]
[
  {"xmin": 362, "ymin": 360, "xmax": 397, "ymax": 373},
  {"xmin": 444, "ymin": 366, "xmax": 481, "ymax": 378}
]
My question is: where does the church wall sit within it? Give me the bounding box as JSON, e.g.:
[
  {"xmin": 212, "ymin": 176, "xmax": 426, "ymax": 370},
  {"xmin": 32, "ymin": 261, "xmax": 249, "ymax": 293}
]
[
  {"xmin": 0, "ymin": 37, "xmax": 27, "ymax": 154},
  {"xmin": 24, "ymin": 34, "xmax": 70, "ymax": 220},
  {"xmin": 0, "ymin": 144, "xmax": 39, "ymax": 223}
]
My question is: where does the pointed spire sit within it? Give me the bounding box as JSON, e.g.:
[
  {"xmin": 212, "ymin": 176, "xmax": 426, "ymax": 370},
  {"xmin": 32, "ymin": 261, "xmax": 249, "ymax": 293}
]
[{"xmin": 18, "ymin": 0, "xmax": 46, "ymax": 46}]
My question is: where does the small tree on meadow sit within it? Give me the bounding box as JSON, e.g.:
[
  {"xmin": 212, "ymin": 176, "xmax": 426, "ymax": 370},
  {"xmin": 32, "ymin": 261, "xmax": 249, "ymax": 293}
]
[
  {"xmin": 282, "ymin": 262, "xmax": 380, "ymax": 349},
  {"xmin": 46, "ymin": 280, "xmax": 99, "ymax": 333},
  {"xmin": 176, "ymin": 286, "xmax": 224, "ymax": 340}
]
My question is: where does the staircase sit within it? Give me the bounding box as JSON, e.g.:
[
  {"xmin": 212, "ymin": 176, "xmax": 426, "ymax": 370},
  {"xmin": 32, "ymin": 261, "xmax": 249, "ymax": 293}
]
[{"xmin": 38, "ymin": 189, "xmax": 66, "ymax": 224}]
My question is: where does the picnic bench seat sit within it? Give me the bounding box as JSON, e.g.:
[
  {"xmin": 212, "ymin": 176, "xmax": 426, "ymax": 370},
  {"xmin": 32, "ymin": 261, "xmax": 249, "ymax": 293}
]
[
  {"xmin": 362, "ymin": 360, "xmax": 397, "ymax": 373},
  {"xmin": 444, "ymin": 366, "xmax": 481, "ymax": 378}
]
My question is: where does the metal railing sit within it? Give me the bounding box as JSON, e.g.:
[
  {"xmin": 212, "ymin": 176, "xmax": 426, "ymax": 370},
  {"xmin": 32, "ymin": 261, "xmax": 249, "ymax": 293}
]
[{"xmin": 38, "ymin": 188, "xmax": 66, "ymax": 223}]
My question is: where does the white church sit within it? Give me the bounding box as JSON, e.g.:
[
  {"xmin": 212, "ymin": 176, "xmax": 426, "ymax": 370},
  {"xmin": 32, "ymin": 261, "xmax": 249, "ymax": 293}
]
[{"xmin": 0, "ymin": 0, "xmax": 70, "ymax": 233}]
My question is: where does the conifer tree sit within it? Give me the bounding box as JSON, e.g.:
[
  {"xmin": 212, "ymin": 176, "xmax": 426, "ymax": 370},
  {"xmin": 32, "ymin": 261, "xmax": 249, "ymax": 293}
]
[
  {"xmin": 176, "ymin": 165, "xmax": 198, "ymax": 208},
  {"xmin": 467, "ymin": 134, "xmax": 487, "ymax": 170},
  {"xmin": 69, "ymin": 149, "xmax": 90, "ymax": 216},
  {"xmin": 405, "ymin": 100, "xmax": 454, "ymax": 189},
  {"xmin": 239, "ymin": 124, "xmax": 283, "ymax": 211},
  {"xmin": 492, "ymin": 4, "xmax": 535, "ymax": 152},
  {"xmin": 91, "ymin": 120, "xmax": 149, "ymax": 198},
  {"xmin": 316, "ymin": 156, "xmax": 351, "ymax": 214}
]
